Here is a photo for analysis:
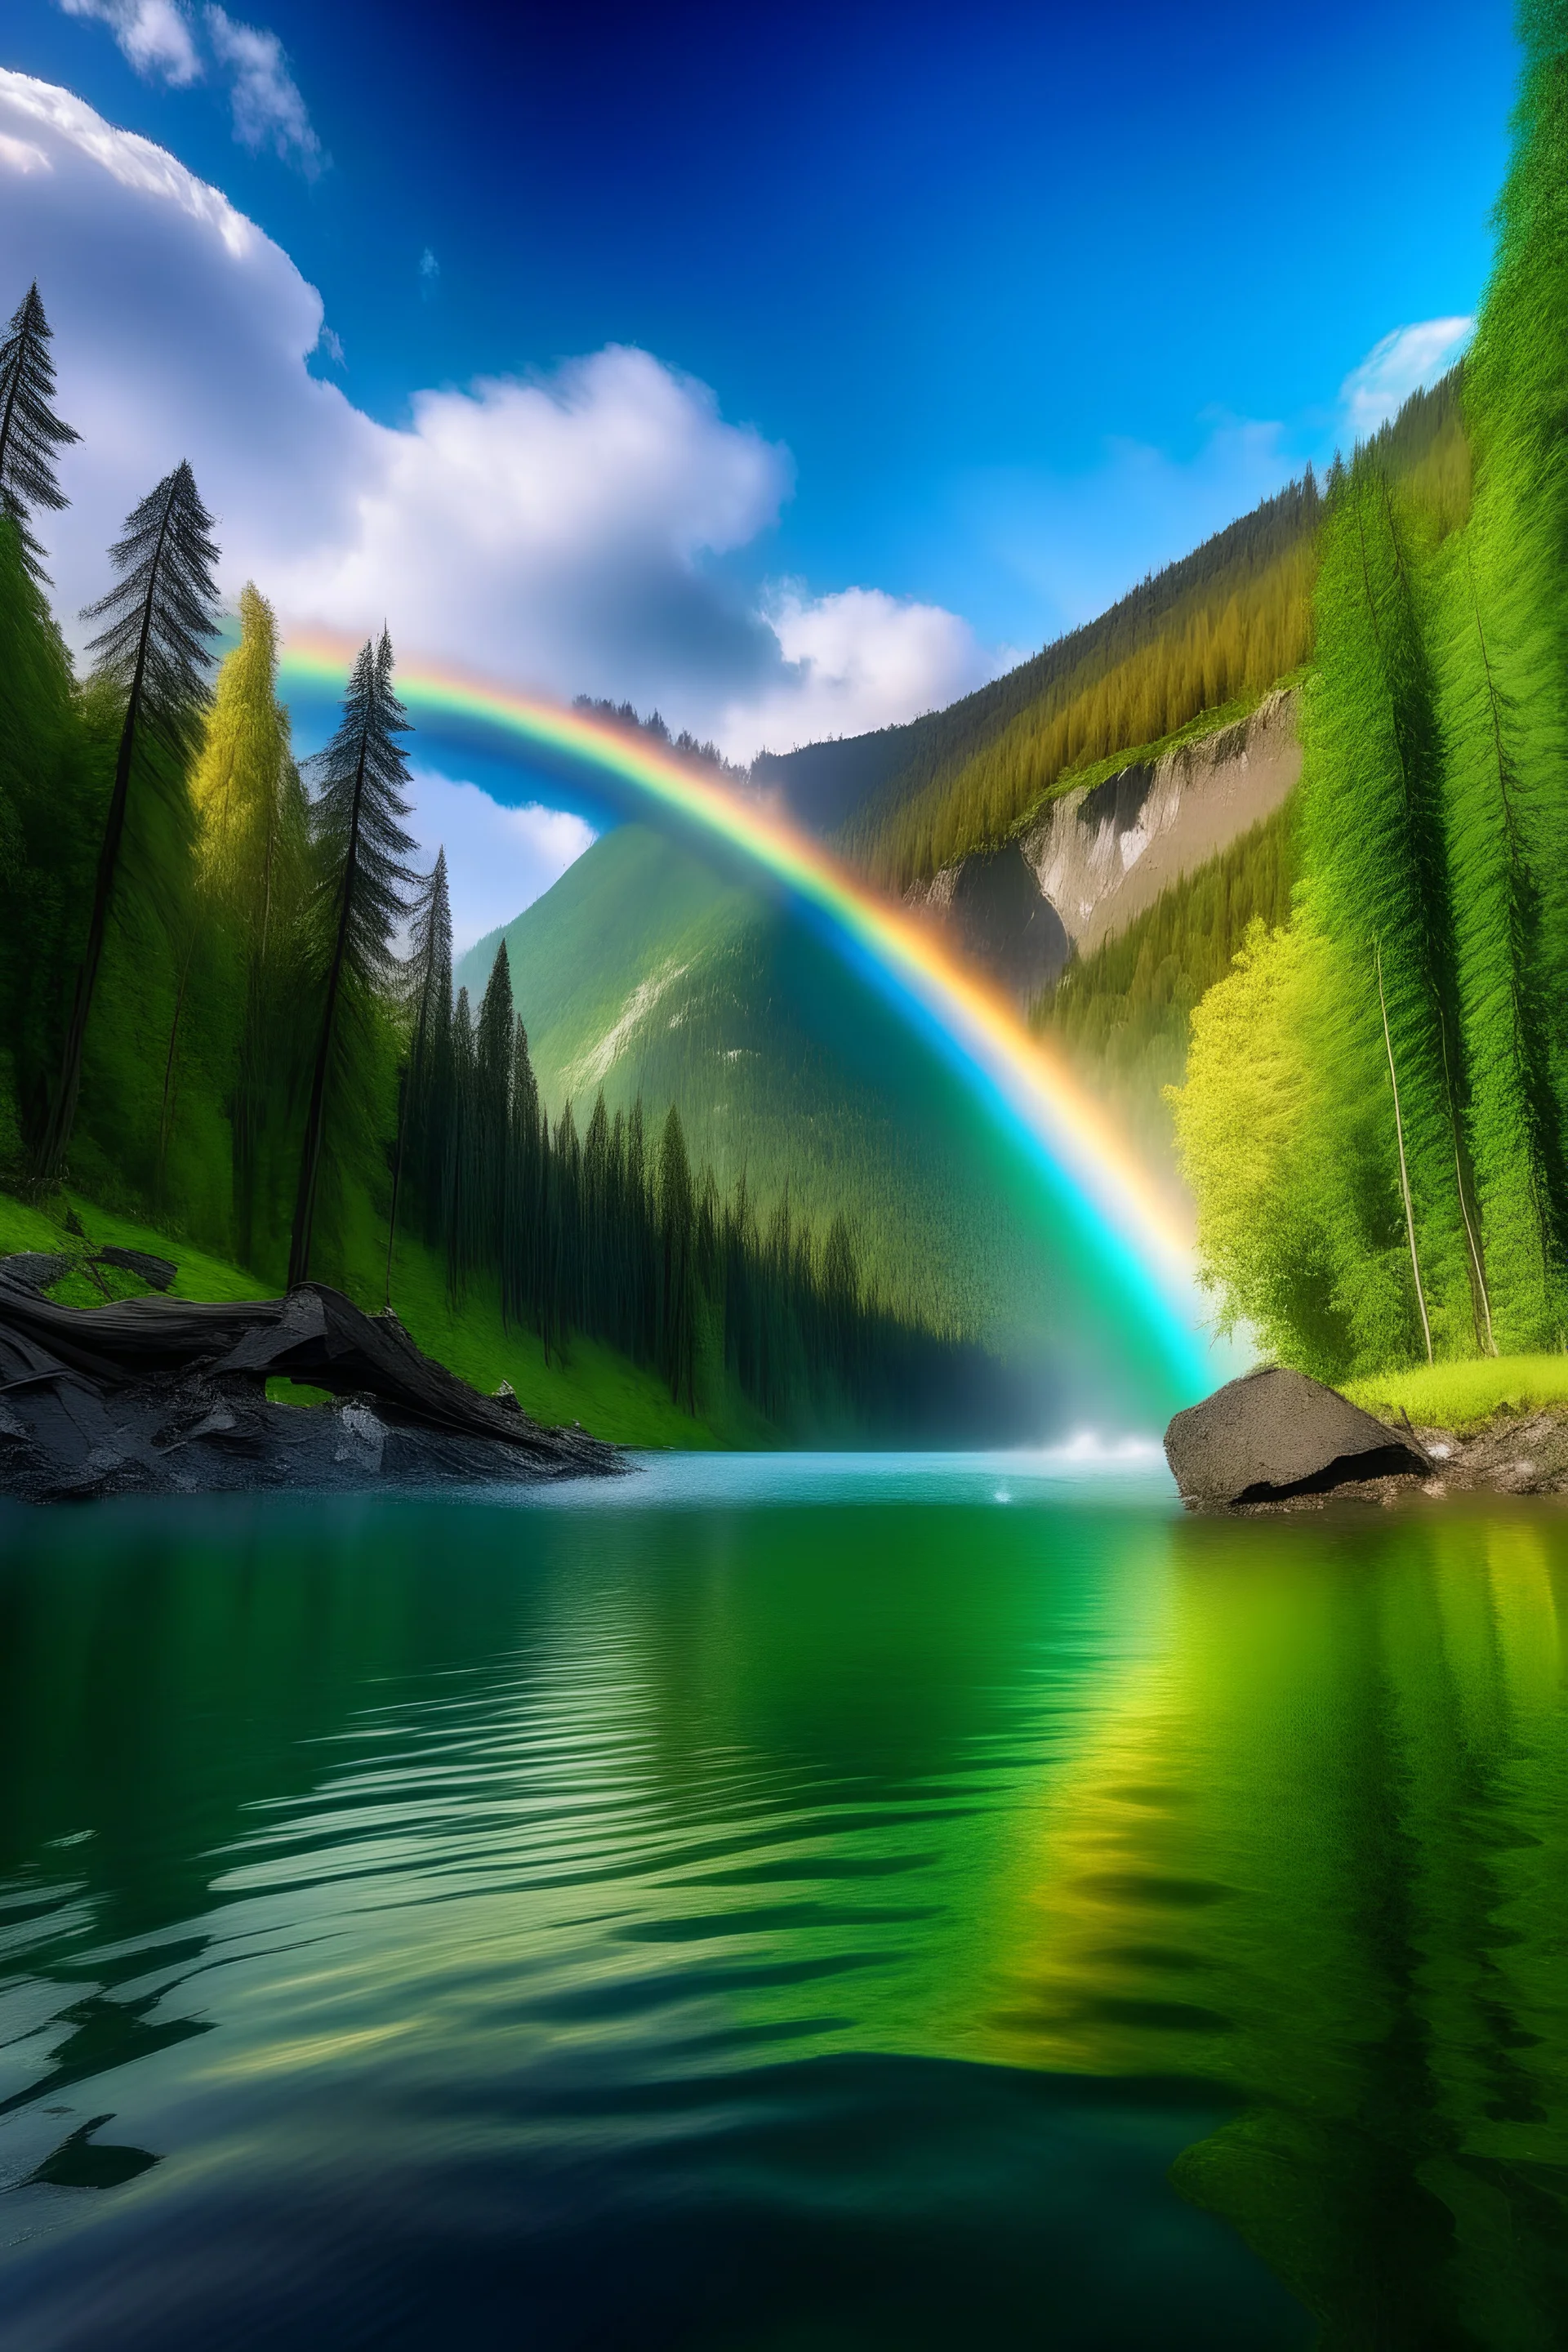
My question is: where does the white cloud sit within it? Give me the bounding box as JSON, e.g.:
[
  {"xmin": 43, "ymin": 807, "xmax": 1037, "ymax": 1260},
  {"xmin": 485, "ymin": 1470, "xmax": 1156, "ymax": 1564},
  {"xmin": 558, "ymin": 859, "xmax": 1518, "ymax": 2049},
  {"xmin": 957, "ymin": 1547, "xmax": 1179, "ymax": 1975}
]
[
  {"xmin": 734, "ymin": 585, "xmax": 998, "ymax": 757},
  {"xmin": 0, "ymin": 131, "xmax": 53, "ymax": 173},
  {"xmin": 56, "ymin": 1, "xmax": 321, "ymax": 173},
  {"xmin": 403, "ymin": 771, "xmax": 595, "ymax": 955},
  {"xmin": 1340, "ymin": 317, "xmax": 1472, "ymax": 443},
  {"xmin": 56, "ymin": 0, "xmax": 202, "ymax": 87},
  {"xmin": 203, "ymin": 7, "xmax": 321, "ymax": 175},
  {"xmin": 0, "ymin": 69, "xmax": 991, "ymax": 773}
]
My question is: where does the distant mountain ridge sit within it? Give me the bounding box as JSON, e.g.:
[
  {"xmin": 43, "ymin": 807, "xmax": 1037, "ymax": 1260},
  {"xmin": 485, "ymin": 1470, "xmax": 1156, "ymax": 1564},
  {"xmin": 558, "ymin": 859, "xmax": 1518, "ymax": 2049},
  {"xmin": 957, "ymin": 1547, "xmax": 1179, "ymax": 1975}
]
[
  {"xmin": 454, "ymin": 374, "xmax": 1468, "ymax": 1359},
  {"xmin": 753, "ymin": 470, "xmax": 1320, "ymax": 839}
]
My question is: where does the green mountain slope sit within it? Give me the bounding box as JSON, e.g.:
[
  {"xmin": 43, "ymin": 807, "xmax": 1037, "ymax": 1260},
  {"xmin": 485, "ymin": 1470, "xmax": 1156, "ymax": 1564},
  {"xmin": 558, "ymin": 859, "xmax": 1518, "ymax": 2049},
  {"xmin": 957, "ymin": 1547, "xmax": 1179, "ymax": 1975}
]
[
  {"xmin": 448, "ymin": 381, "xmax": 1465, "ymax": 1413},
  {"xmin": 457, "ymin": 826, "xmax": 1106, "ymax": 1374},
  {"xmin": 757, "ymin": 376, "xmax": 1464, "ymax": 893}
]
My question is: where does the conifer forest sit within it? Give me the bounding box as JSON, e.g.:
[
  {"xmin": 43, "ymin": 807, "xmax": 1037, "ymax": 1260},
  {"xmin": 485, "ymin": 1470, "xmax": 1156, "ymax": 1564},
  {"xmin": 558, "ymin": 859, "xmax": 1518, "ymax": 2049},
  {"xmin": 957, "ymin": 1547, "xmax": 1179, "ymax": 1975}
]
[
  {"xmin": 0, "ymin": 282, "xmax": 1000, "ymax": 1443},
  {"xmin": 9, "ymin": 0, "xmax": 1568, "ymax": 1425},
  {"xmin": 1167, "ymin": 12, "xmax": 1568, "ymax": 1383}
]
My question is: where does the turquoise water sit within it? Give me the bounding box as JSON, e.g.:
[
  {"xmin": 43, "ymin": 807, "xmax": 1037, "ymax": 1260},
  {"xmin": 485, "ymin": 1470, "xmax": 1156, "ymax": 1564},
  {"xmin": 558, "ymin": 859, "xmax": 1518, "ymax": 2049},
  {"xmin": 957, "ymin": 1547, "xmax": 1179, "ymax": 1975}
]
[{"xmin": 2, "ymin": 1454, "xmax": 1566, "ymax": 2346}]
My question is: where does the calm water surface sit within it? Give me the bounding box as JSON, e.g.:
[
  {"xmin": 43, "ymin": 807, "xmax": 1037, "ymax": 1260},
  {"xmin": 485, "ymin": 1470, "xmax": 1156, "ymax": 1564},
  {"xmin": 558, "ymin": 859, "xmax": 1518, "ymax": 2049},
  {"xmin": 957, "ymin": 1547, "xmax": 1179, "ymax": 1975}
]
[{"xmin": 2, "ymin": 1450, "xmax": 1566, "ymax": 2348}]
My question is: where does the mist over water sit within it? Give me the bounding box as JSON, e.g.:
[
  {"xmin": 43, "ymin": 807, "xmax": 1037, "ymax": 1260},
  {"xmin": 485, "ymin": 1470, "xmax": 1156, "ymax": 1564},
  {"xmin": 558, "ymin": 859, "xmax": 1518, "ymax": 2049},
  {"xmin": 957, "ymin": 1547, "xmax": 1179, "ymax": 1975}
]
[{"xmin": 2, "ymin": 1463, "xmax": 1565, "ymax": 2346}]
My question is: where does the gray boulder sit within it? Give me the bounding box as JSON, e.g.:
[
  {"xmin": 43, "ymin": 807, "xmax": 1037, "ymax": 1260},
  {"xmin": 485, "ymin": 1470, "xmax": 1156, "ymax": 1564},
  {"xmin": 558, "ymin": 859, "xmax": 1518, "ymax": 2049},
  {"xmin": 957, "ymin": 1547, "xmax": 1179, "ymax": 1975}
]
[{"xmin": 1165, "ymin": 1366, "xmax": 1428, "ymax": 1504}]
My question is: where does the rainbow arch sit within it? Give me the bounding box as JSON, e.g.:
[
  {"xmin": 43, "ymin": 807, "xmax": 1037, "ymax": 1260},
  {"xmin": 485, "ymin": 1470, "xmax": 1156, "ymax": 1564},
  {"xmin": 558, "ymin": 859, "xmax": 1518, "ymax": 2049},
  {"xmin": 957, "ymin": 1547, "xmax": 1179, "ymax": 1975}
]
[{"xmin": 277, "ymin": 634, "xmax": 1213, "ymax": 1407}]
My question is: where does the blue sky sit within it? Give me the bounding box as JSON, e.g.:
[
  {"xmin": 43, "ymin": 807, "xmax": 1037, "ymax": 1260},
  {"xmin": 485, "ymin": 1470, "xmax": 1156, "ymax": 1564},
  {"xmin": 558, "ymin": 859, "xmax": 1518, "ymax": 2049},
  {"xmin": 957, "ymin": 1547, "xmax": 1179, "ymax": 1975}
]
[
  {"xmin": 0, "ymin": 1, "xmax": 1519, "ymax": 930},
  {"xmin": 8, "ymin": 0, "xmax": 1514, "ymax": 634}
]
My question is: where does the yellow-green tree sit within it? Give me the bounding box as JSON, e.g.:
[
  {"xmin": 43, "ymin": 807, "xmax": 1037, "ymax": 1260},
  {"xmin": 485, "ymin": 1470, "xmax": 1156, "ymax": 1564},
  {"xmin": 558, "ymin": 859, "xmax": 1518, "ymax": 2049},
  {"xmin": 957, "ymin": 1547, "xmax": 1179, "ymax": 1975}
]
[
  {"xmin": 1169, "ymin": 916, "xmax": 1352, "ymax": 1378},
  {"xmin": 189, "ymin": 583, "xmax": 308, "ymax": 1263}
]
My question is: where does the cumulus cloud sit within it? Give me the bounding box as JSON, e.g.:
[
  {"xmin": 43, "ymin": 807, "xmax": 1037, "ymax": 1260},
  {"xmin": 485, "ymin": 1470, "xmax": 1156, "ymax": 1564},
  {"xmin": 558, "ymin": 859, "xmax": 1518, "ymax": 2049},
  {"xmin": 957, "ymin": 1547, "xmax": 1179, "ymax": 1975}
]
[
  {"xmin": 736, "ymin": 586, "xmax": 996, "ymax": 755},
  {"xmin": 403, "ymin": 772, "xmax": 596, "ymax": 954},
  {"xmin": 57, "ymin": 0, "xmax": 201, "ymax": 87},
  {"xmin": 0, "ymin": 69, "xmax": 983, "ymax": 768},
  {"xmin": 1340, "ymin": 317, "xmax": 1472, "ymax": 442},
  {"xmin": 203, "ymin": 7, "xmax": 321, "ymax": 175}
]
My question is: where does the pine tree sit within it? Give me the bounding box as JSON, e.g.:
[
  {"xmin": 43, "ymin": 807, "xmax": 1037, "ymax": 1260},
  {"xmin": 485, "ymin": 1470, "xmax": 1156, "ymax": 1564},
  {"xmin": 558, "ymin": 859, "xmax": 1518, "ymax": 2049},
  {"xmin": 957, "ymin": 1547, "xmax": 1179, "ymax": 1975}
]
[
  {"xmin": 1450, "ymin": 0, "xmax": 1568, "ymax": 1341},
  {"xmin": 0, "ymin": 514, "xmax": 88, "ymax": 1159},
  {"xmin": 502, "ymin": 1016, "xmax": 542, "ymax": 1334},
  {"xmin": 36, "ymin": 461, "xmax": 220, "ymax": 1184},
  {"xmin": 1297, "ymin": 461, "xmax": 1480, "ymax": 1365},
  {"xmin": 190, "ymin": 586, "xmax": 305, "ymax": 941},
  {"xmin": 0, "ymin": 284, "xmax": 79, "ymax": 580},
  {"xmin": 657, "ymin": 1103, "xmax": 697, "ymax": 1410},
  {"xmin": 553, "ymin": 1099, "xmax": 582, "ymax": 1343},
  {"xmin": 385, "ymin": 849, "xmax": 452, "ymax": 1307},
  {"xmin": 1437, "ymin": 541, "xmax": 1568, "ymax": 1344},
  {"xmin": 287, "ymin": 630, "xmax": 416, "ymax": 1287},
  {"xmin": 582, "ymin": 1090, "xmax": 612, "ymax": 1334},
  {"xmin": 443, "ymin": 986, "xmax": 478, "ymax": 1303},
  {"xmin": 474, "ymin": 940, "xmax": 515, "ymax": 1268},
  {"xmin": 187, "ymin": 582, "xmax": 308, "ymax": 1258}
]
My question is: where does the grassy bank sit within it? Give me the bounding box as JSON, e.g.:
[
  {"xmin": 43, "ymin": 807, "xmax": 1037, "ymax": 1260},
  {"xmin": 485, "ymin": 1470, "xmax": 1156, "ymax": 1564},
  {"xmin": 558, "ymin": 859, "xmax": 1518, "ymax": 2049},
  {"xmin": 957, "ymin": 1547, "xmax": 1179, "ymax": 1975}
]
[
  {"xmin": 1344, "ymin": 1354, "xmax": 1568, "ymax": 1433},
  {"xmin": 0, "ymin": 1187, "xmax": 735, "ymax": 1450}
]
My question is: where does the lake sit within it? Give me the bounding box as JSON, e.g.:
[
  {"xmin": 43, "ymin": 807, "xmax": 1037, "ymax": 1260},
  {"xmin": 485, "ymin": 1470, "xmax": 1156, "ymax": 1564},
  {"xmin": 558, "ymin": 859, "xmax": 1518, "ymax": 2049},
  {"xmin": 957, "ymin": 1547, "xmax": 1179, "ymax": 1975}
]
[{"xmin": 1, "ymin": 1451, "xmax": 1566, "ymax": 2349}]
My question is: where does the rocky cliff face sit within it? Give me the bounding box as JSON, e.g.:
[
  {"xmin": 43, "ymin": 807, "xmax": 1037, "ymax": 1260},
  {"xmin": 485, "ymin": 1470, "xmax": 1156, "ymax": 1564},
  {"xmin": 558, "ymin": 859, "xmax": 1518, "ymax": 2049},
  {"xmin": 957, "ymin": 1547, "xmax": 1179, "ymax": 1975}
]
[{"xmin": 904, "ymin": 688, "xmax": 1300, "ymax": 1000}]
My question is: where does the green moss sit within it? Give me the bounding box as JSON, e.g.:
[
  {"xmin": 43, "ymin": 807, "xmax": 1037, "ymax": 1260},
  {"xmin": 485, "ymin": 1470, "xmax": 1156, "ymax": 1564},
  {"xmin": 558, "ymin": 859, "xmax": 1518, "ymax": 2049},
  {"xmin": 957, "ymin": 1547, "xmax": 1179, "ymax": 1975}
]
[{"xmin": 1343, "ymin": 1355, "xmax": 1568, "ymax": 1432}]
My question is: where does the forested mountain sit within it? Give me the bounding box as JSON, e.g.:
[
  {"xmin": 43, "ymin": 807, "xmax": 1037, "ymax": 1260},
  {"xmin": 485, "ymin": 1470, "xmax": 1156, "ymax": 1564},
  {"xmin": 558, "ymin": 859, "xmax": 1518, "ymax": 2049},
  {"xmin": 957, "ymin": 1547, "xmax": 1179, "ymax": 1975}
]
[
  {"xmin": 0, "ymin": 279, "xmax": 1007, "ymax": 1446},
  {"xmin": 5, "ymin": 1, "xmax": 1548, "ymax": 1434},
  {"xmin": 459, "ymin": 376, "xmax": 1463, "ymax": 1374},
  {"xmin": 760, "ymin": 377, "xmax": 1464, "ymax": 898},
  {"xmin": 457, "ymin": 826, "xmax": 1080, "ymax": 1352}
]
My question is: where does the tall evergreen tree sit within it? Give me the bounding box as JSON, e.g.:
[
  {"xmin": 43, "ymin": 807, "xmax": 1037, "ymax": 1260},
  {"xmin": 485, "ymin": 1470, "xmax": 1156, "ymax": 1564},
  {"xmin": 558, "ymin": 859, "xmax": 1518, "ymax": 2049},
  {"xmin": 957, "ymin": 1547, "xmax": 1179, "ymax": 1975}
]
[
  {"xmin": 657, "ymin": 1103, "xmax": 697, "ymax": 1411},
  {"xmin": 1437, "ymin": 543, "xmax": 1568, "ymax": 1345},
  {"xmin": 0, "ymin": 283, "xmax": 79, "ymax": 580},
  {"xmin": 474, "ymin": 940, "xmax": 515, "ymax": 1267},
  {"xmin": 1297, "ymin": 461, "xmax": 1481, "ymax": 1366},
  {"xmin": 443, "ymin": 986, "xmax": 479, "ymax": 1303},
  {"xmin": 385, "ymin": 849, "xmax": 452, "ymax": 1307},
  {"xmin": 1450, "ymin": 0, "xmax": 1568, "ymax": 1341},
  {"xmin": 287, "ymin": 630, "xmax": 416, "ymax": 1287},
  {"xmin": 501, "ymin": 1016, "xmax": 542, "ymax": 1334},
  {"xmin": 186, "ymin": 582, "xmax": 308, "ymax": 1258},
  {"xmin": 36, "ymin": 461, "xmax": 219, "ymax": 1184},
  {"xmin": 0, "ymin": 514, "xmax": 89, "ymax": 1158}
]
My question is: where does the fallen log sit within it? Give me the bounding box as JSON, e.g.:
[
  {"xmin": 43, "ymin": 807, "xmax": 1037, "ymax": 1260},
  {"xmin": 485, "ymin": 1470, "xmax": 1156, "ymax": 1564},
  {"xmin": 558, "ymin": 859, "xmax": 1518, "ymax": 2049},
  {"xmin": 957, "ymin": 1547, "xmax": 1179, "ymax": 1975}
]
[{"xmin": 0, "ymin": 1266, "xmax": 622, "ymax": 1502}]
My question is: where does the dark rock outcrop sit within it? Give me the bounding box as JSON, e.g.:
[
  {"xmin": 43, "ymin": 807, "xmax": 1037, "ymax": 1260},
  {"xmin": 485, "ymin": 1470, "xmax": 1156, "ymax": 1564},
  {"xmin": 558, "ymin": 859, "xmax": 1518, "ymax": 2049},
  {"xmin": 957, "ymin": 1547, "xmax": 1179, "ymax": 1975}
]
[
  {"xmin": 1165, "ymin": 1366, "xmax": 1428, "ymax": 1506},
  {"xmin": 906, "ymin": 843, "xmax": 1073, "ymax": 999},
  {"xmin": 0, "ymin": 1264, "xmax": 621, "ymax": 1503}
]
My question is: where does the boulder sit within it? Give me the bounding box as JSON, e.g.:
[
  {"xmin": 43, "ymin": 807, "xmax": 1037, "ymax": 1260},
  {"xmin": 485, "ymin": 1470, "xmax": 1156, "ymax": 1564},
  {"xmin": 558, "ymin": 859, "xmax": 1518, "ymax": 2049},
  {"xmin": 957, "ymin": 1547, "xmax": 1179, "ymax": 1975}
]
[{"xmin": 1165, "ymin": 1366, "xmax": 1428, "ymax": 1504}]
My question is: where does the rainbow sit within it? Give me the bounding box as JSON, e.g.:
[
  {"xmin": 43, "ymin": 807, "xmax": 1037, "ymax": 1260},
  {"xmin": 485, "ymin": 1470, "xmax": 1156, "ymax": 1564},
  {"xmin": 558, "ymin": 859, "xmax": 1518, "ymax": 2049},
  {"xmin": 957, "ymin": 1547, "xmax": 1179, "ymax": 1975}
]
[{"xmin": 277, "ymin": 633, "xmax": 1213, "ymax": 1405}]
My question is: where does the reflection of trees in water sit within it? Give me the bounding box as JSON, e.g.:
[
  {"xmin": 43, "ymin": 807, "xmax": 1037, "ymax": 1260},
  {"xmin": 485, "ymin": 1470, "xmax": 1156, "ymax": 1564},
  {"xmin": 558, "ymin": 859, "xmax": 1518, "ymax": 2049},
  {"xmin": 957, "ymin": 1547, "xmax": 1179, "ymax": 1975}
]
[
  {"xmin": 6, "ymin": 1496, "xmax": 1568, "ymax": 2340},
  {"xmin": 985, "ymin": 1509, "xmax": 1568, "ymax": 2349}
]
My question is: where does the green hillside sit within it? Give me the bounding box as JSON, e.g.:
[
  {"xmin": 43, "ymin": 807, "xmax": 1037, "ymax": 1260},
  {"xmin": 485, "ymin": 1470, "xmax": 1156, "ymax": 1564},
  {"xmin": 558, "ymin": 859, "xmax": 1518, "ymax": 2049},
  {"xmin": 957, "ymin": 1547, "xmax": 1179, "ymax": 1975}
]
[
  {"xmin": 0, "ymin": 1183, "xmax": 724, "ymax": 1447},
  {"xmin": 457, "ymin": 826, "xmax": 1106, "ymax": 1372}
]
